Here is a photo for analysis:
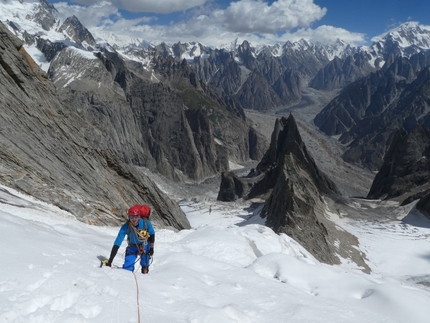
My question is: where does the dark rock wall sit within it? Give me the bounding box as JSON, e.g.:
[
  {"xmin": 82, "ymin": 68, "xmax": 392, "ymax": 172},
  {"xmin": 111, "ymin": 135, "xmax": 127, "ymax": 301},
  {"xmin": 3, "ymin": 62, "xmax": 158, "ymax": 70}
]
[
  {"xmin": 253, "ymin": 115, "xmax": 367, "ymax": 269},
  {"xmin": 309, "ymin": 53, "xmax": 375, "ymax": 91},
  {"xmin": 315, "ymin": 52, "xmax": 430, "ymax": 171},
  {"xmin": 367, "ymin": 125, "xmax": 430, "ymax": 200},
  {"xmin": 261, "ymin": 159, "xmax": 337, "ymax": 265},
  {"xmin": 0, "ymin": 21, "xmax": 190, "ymax": 229},
  {"xmin": 48, "ymin": 47, "xmax": 268, "ymax": 183},
  {"xmin": 252, "ymin": 115, "xmax": 339, "ymax": 197}
]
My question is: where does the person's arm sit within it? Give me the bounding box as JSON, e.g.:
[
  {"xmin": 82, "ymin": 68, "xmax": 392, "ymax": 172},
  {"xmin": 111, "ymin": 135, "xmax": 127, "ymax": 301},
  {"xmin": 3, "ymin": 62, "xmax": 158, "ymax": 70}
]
[
  {"xmin": 106, "ymin": 224, "xmax": 127, "ymax": 266},
  {"xmin": 148, "ymin": 221, "xmax": 155, "ymax": 255},
  {"xmin": 106, "ymin": 245, "xmax": 119, "ymax": 266}
]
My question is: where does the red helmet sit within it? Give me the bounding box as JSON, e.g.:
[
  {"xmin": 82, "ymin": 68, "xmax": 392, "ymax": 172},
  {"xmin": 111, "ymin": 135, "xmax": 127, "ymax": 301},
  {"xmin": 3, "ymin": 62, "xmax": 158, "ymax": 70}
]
[
  {"xmin": 127, "ymin": 204, "xmax": 141, "ymax": 217},
  {"xmin": 140, "ymin": 205, "xmax": 151, "ymax": 218}
]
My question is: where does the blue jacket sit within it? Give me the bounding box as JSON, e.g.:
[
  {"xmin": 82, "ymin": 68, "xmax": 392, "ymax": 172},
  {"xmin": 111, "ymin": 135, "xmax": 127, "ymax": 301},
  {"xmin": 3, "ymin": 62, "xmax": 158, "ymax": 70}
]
[{"xmin": 113, "ymin": 218, "xmax": 155, "ymax": 247}]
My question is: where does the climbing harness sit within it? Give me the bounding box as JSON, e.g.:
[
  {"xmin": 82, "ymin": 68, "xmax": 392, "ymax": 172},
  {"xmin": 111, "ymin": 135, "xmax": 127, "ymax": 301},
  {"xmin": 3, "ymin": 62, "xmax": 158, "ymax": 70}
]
[{"xmin": 127, "ymin": 219, "xmax": 150, "ymax": 245}]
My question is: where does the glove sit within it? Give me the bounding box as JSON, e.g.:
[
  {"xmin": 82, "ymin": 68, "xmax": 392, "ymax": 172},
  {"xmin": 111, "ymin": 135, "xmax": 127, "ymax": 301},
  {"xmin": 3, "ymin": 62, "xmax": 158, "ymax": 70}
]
[
  {"xmin": 148, "ymin": 247, "xmax": 154, "ymax": 256},
  {"xmin": 101, "ymin": 259, "xmax": 111, "ymax": 267},
  {"xmin": 105, "ymin": 245, "xmax": 119, "ymax": 267}
]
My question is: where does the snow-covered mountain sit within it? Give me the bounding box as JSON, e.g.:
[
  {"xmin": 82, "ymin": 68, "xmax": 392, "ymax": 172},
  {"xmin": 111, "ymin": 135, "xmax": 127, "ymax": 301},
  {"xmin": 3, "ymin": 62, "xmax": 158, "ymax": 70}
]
[
  {"xmin": 1, "ymin": 0, "xmax": 101, "ymax": 70},
  {"xmin": 2, "ymin": 0, "xmax": 430, "ymax": 72},
  {"xmin": 372, "ymin": 21, "xmax": 430, "ymax": 51}
]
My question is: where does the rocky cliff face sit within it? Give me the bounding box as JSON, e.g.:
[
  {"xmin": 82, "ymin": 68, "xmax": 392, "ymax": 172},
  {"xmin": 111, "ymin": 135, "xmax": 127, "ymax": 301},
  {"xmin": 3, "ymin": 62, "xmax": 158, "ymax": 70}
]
[
  {"xmin": 309, "ymin": 53, "xmax": 375, "ymax": 91},
  {"xmin": 57, "ymin": 15, "xmax": 97, "ymax": 49},
  {"xmin": 0, "ymin": 21, "xmax": 190, "ymax": 229},
  {"xmin": 367, "ymin": 125, "xmax": 430, "ymax": 203},
  {"xmin": 217, "ymin": 115, "xmax": 369, "ymax": 270},
  {"xmin": 314, "ymin": 52, "xmax": 430, "ymax": 171},
  {"xmin": 47, "ymin": 43, "xmax": 267, "ymax": 183},
  {"xmin": 191, "ymin": 40, "xmax": 302, "ymax": 111},
  {"xmin": 259, "ymin": 116, "xmax": 367, "ymax": 269},
  {"xmin": 250, "ymin": 115, "xmax": 339, "ymax": 198},
  {"xmin": 153, "ymin": 55, "xmax": 268, "ymax": 165},
  {"xmin": 416, "ymin": 192, "xmax": 430, "ymax": 219}
]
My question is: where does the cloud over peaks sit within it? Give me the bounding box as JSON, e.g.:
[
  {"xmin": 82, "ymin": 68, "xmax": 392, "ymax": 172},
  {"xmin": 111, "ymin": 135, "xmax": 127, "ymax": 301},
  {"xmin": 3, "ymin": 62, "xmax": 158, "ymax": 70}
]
[
  {"xmin": 53, "ymin": 0, "xmax": 366, "ymax": 47},
  {"xmin": 71, "ymin": 0, "xmax": 209, "ymax": 14},
  {"xmin": 213, "ymin": 0, "xmax": 327, "ymax": 33}
]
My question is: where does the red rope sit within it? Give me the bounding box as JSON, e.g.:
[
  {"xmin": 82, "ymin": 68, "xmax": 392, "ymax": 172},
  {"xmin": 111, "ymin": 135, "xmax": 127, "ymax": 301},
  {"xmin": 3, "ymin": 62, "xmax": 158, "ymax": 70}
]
[{"xmin": 132, "ymin": 271, "xmax": 141, "ymax": 323}]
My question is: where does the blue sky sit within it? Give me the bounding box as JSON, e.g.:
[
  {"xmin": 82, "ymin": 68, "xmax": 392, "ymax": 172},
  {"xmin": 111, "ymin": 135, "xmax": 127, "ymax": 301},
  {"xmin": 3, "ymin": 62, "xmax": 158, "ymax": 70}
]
[
  {"xmin": 49, "ymin": 0, "xmax": 430, "ymax": 47},
  {"xmin": 314, "ymin": 0, "xmax": 429, "ymax": 37}
]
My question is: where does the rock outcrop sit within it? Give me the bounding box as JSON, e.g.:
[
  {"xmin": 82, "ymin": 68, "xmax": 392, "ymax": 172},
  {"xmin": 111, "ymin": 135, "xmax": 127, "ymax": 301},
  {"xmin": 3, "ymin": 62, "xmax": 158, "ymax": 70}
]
[
  {"xmin": 249, "ymin": 115, "xmax": 339, "ymax": 199},
  {"xmin": 367, "ymin": 125, "xmax": 430, "ymax": 203},
  {"xmin": 217, "ymin": 115, "xmax": 369, "ymax": 270},
  {"xmin": 0, "ymin": 21, "xmax": 190, "ymax": 229},
  {"xmin": 216, "ymin": 171, "xmax": 258, "ymax": 202},
  {"xmin": 416, "ymin": 192, "xmax": 430, "ymax": 219},
  {"xmin": 259, "ymin": 116, "xmax": 368, "ymax": 269}
]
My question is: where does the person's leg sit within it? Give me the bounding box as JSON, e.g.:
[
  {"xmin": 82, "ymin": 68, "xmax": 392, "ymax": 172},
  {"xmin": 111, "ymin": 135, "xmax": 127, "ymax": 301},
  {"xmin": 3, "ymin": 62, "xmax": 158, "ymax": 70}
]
[
  {"xmin": 140, "ymin": 254, "xmax": 150, "ymax": 273},
  {"xmin": 140, "ymin": 244, "xmax": 151, "ymax": 274},
  {"xmin": 123, "ymin": 246, "xmax": 138, "ymax": 271}
]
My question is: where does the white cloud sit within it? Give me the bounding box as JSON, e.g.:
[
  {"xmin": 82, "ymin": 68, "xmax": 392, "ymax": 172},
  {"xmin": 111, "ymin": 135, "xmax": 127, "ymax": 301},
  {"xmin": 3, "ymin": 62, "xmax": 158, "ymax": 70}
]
[
  {"xmin": 213, "ymin": 0, "xmax": 327, "ymax": 33},
  {"xmin": 54, "ymin": 1, "xmax": 122, "ymax": 28},
  {"xmin": 70, "ymin": 0, "xmax": 209, "ymax": 14},
  {"xmin": 54, "ymin": 0, "xmax": 366, "ymax": 48}
]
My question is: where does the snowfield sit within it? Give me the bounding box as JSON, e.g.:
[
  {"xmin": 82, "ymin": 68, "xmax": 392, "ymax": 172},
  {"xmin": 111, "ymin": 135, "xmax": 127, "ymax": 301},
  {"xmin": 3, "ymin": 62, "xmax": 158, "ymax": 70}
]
[{"xmin": 0, "ymin": 184, "xmax": 429, "ymax": 323}]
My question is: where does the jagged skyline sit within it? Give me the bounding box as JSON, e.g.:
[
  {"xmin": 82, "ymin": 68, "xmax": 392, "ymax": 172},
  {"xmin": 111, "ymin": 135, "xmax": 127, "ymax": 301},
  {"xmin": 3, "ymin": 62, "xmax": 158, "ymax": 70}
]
[{"xmin": 48, "ymin": 0, "xmax": 430, "ymax": 48}]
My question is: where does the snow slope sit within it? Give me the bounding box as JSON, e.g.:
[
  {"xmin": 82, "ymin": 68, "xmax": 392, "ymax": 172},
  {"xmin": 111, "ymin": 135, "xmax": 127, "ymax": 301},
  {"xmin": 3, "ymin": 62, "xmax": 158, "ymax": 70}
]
[{"xmin": 0, "ymin": 184, "xmax": 429, "ymax": 323}]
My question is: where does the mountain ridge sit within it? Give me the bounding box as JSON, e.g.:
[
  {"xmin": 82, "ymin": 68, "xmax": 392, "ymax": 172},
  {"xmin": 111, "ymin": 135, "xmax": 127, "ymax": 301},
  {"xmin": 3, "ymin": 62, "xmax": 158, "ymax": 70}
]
[
  {"xmin": 2, "ymin": 0, "xmax": 430, "ymax": 224},
  {"xmin": 2, "ymin": 1, "xmax": 430, "ymax": 73}
]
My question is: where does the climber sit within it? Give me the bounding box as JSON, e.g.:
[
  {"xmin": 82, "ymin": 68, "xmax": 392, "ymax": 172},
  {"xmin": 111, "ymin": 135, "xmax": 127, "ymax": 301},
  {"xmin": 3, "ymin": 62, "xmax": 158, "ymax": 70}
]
[{"xmin": 105, "ymin": 204, "xmax": 155, "ymax": 274}]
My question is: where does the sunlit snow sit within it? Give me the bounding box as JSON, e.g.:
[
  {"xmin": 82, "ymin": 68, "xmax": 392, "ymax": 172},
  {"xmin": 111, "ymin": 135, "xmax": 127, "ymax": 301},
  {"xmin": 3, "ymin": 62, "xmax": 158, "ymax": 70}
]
[{"xmin": 0, "ymin": 184, "xmax": 429, "ymax": 323}]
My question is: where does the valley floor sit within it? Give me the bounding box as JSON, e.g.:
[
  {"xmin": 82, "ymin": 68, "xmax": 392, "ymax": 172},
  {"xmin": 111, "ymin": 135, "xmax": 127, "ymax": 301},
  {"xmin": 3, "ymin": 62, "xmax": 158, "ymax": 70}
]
[{"xmin": 244, "ymin": 87, "xmax": 375, "ymax": 198}]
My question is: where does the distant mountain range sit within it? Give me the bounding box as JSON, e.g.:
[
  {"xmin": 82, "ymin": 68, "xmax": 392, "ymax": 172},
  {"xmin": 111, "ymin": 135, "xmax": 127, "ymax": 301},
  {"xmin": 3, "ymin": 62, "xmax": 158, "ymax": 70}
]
[
  {"xmin": 2, "ymin": 0, "xmax": 430, "ymax": 113},
  {"xmin": 1, "ymin": 0, "xmax": 430, "ymax": 223},
  {"xmin": 2, "ymin": 1, "xmax": 430, "ymax": 75}
]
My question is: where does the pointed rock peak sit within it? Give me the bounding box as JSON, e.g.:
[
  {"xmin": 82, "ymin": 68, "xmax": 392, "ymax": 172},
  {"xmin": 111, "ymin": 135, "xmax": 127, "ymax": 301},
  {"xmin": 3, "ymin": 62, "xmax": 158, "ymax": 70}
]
[
  {"xmin": 246, "ymin": 113, "xmax": 339, "ymax": 200},
  {"xmin": 255, "ymin": 115, "xmax": 363, "ymax": 269},
  {"xmin": 66, "ymin": 15, "xmax": 80, "ymax": 24},
  {"xmin": 58, "ymin": 15, "xmax": 96, "ymax": 47},
  {"xmin": 334, "ymin": 38, "xmax": 346, "ymax": 46},
  {"xmin": 37, "ymin": 0, "xmax": 56, "ymax": 10},
  {"xmin": 159, "ymin": 42, "xmax": 169, "ymax": 49},
  {"xmin": 237, "ymin": 40, "xmax": 255, "ymax": 58},
  {"xmin": 282, "ymin": 113, "xmax": 302, "ymax": 143},
  {"xmin": 257, "ymin": 114, "xmax": 304, "ymax": 173},
  {"xmin": 240, "ymin": 40, "xmax": 251, "ymax": 49}
]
